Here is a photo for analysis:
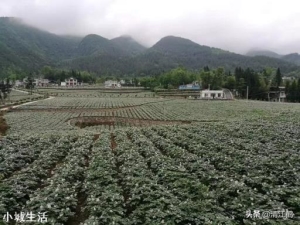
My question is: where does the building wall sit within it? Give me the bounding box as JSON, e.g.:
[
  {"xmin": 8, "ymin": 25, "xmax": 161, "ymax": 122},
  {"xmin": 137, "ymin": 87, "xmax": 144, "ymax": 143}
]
[
  {"xmin": 34, "ymin": 79, "xmax": 50, "ymax": 87},
  {"xmin": 65, "ymin": 78, "xmax": 78, "ymax": 86},
  {"xmin": 105, "ymin": 80, "xmax": 121, "ymax": 88},
  {"xmin": 201, "ymin": 90, "xmax": 224, "ymax": 99},
  {"xmin": 179, "ymin": 85, "xmax": 200, "ymax": 90},
  {"xmin": 15, "ymin": 80, "xmax": 24, "ymax": 87}
]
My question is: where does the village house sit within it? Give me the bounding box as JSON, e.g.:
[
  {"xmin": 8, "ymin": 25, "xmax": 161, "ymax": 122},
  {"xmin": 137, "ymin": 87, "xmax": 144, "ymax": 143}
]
[
  {"xmin": 34, "ymin": 78, "xmax": 50, "ymax": 87},
  {"xmin": 268, "ymin": 86, "xmax": 286, "ymax": 102},
  {"xmin": 199, "ymin": 88, "xmax": 234, "ymax": 100},
  {"xmin": 61, "ymin": 77, "xmax": 80, "ymax": 87},
  {"xmin": 14, "ymin": 80, "xmax": 24, "ymax": 87},
  {"xmin": 282, "ymin": 76, "xmax": 294, "ymax": 82},
  {"xmin": 179, "ymin": 81, "xmax": 201, "ymax": 90},
  {"xmin": 200, "ymin": 89, "xmax": 225, "ymax": 99},
  {"xmin": 104, "ymin": 80, "xmax": 121, "ymax": 88}
]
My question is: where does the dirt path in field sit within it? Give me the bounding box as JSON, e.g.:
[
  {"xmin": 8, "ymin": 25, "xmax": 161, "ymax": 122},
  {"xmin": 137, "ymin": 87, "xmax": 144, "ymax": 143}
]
[
  {"xmin": 111, "ymin": 133, "xmax": 117, "ymax": 150},
  {"xmin": 0, "ymin": 96, "xmax": 55, "ymax": 111},
  {"xmin": 70, "ymin": 116, "xmax": 193, "ymax": 131},
  {"xmin": 67, "ymin": 135, "xmax": 99, "ymax": 225}
]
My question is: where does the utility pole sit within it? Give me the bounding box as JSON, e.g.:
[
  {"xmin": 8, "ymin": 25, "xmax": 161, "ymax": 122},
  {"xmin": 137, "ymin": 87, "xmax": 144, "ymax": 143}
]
[
  {"xmin": 163, "ymin": 101, "xmax": 166, "ymax": 121},
  {"xmin": 207, "ymin": 84, "xmax": 211, "ymax": 101},
  {"xmin": 246, "ymin": 86, "xmax": 249, "ymax": 101}
]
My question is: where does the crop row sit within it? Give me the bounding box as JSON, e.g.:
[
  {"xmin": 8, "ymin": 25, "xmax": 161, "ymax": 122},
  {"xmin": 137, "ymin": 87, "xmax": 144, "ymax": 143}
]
[
  {"xmin": 23, "ymin": 135, "xmax": 94, "ymax": 224},
  {"xmin": 0, "ymin": 134, "xmax": 85, "ymax": 216}
]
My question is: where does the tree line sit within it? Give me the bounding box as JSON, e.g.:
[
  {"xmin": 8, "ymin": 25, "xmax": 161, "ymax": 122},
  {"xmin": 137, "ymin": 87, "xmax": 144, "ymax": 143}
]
[
  {"xmin": 285, "ymin": 79, "xmax": 300, "ymax": 102},
  {"xmin": 2, "ymin": 64, "xmax": 300, "ymax": 103},
  {"xmin": 40, "ymin": 66, "xmax": 96, "ymax": 84},
  {"xmin": 139, "ymin": 66, "xmax": 300, "ymax": 102}
]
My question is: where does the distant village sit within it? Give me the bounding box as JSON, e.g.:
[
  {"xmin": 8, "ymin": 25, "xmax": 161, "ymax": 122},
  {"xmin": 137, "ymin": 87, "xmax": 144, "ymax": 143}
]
[
  {"xmin": 14, "ymin": 77, "xmax": 132, "ymax": 88},
  {"xmin": 12, "ymin": 74, "xmax": 295, "ymax": 102}
]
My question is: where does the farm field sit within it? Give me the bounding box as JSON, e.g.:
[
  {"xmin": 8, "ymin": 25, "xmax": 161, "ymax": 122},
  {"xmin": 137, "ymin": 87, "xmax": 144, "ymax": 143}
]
[
  {"xmin": 17, "ymin": 97, "xmax": 166, "ymax": 109},
  {"xmin": 1, "ymin": 92, "xmax": 300, "ymax": 224},
  {"xmin": 29, "ymin": 88, "xmax": 156, "ymax": 98}
]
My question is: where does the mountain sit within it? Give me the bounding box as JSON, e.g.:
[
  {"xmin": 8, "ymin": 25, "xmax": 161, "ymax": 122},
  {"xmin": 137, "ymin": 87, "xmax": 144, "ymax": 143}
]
[
  {"xmin": 246, "ymin": 49, "xmax": 300, "ymax": 66},
  {"xmin": 281, "ymin": 53, "xmax": 300, "ymax": 66},
  {"xmin": 1, "ymin": 17, "xmax": 300, "ymax": 77},
  {"xmin": 0, "ymin": 17, "xmax": 80, "ymax": 76},
  {"xmin": 151, "ymin": 36, "xmax": 212, "ymax": 54},
  {"xmin": 128, "ymin": 36, "xmax": 299, "ymax": 75},
  {"xmin": 67, "ymin": 35, "xmax": 146, "ymax": 74},
  {"xmin": 77, "ymin": 34, "xmax": 128, "ymax": 57},
  {"xmin": 110, "ymin": 35, "xmax": 146, "ymax": 55},
  {"xmin": 246, "ymin": 50, "xmax": 282, "ymax": 58}
]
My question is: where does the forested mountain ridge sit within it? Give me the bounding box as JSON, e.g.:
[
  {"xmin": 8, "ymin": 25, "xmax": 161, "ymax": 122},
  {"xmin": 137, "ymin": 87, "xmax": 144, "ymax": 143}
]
[
  {"xmin": 247, "ymin": 49, "xmax": 300, "ymax": 66},
  {"xmin": 281, "ymin": 53, "xmax": 300, "ymax": 66},
  {"xmin": 77, "ymin": 34, "xmax": 131, "ymax": 57},
  {"xmin": 1, "ymin": 17, "xmax": 300, "ymax": 78},
  {"xmin": 110, "ymin": 35, "xmax": 147, "ymax": 55},
  {"xmin": 0, "ymin": 17, "xmax": 80, "ymax": 60},
  {"xmin": 0, "ymin": 17, "xmax": 80, "ymax": 75},
  {"xmin": 127, "ymin": 36, "xmax": 300, "ymax": 75}
]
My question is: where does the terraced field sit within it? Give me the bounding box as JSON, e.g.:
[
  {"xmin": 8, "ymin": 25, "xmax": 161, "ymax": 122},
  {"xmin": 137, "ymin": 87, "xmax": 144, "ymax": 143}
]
[{"xmin": 1, "ymin": 93, "xmax": 300, "ymax": 224}]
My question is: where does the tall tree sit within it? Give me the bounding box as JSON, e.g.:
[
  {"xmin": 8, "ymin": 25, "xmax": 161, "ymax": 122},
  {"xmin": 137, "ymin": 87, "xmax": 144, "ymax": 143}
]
[
  {"xmin": 203, "ymin": 66, "xmax": 210, "ymax": 72},
  {"xmin": 275, "ymin": 68, "xmax": 282, "ymax": 87},
  {"xmin": 285, "ymin": 80, "xmax": 290, "ymax": 95},
  {"xmin": 262, "ymin": 68, "xmax": 272, "ymax": 87},
  {"xmin": 288, "ymin": 80, "xmax": 297, "ymax": 102},
  {"xmin": 224, "ymin": 76, "xmax": 236, "ymax": 90},
  {"xmin": 0, "ymin": 78, "xmax": 12, "ymax": 104},
  {"xmin": 25, "ymin": 76, "xmax": 35, "ymax": 95},
  {"xmin": 200, "ymin": 71, "xmax": 213, "ymax": 89},
  {"xmin": 297, "ymin": 78, "xmax": 300, "ymax": 102}
]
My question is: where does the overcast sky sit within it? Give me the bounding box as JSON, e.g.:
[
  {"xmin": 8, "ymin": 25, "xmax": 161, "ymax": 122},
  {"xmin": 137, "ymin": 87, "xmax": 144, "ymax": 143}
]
[{"xmin": 0, "ymin": 0, "xmax": 299, "ymax": 54}]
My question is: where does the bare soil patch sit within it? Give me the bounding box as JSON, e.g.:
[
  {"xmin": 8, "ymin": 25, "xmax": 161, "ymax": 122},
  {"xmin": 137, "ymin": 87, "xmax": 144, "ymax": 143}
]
[{"xmin": 70, "ymin": 116, "xmax": 192, "ymax": 130}]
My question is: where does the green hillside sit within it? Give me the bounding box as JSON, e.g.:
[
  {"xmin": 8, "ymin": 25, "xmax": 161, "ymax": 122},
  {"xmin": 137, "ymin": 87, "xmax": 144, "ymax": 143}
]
[
  {"xmin": 0, "ymin": 17, "xmax": 79, "ymax": 75},
  {"xmin": 77, "ymin": 34, "xmax": 127, "ymax": 57},
  {"xmin": 110, "ymin": 35, "xmax": 146, "ymax": 55},
  {"xmin": 282, "ymin": 53, "xmax": 300, "ymax": 66},
  {"xmin": 1, "ymin": 17, "xmax": 300, "ymax": 77},
  {"xmin": 129, "ymin": 36, "xmax": 300, "ymax": 75},
  {"xmin": 247, "ymin": 50, "xmax": 300, "ymax": 67}
]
